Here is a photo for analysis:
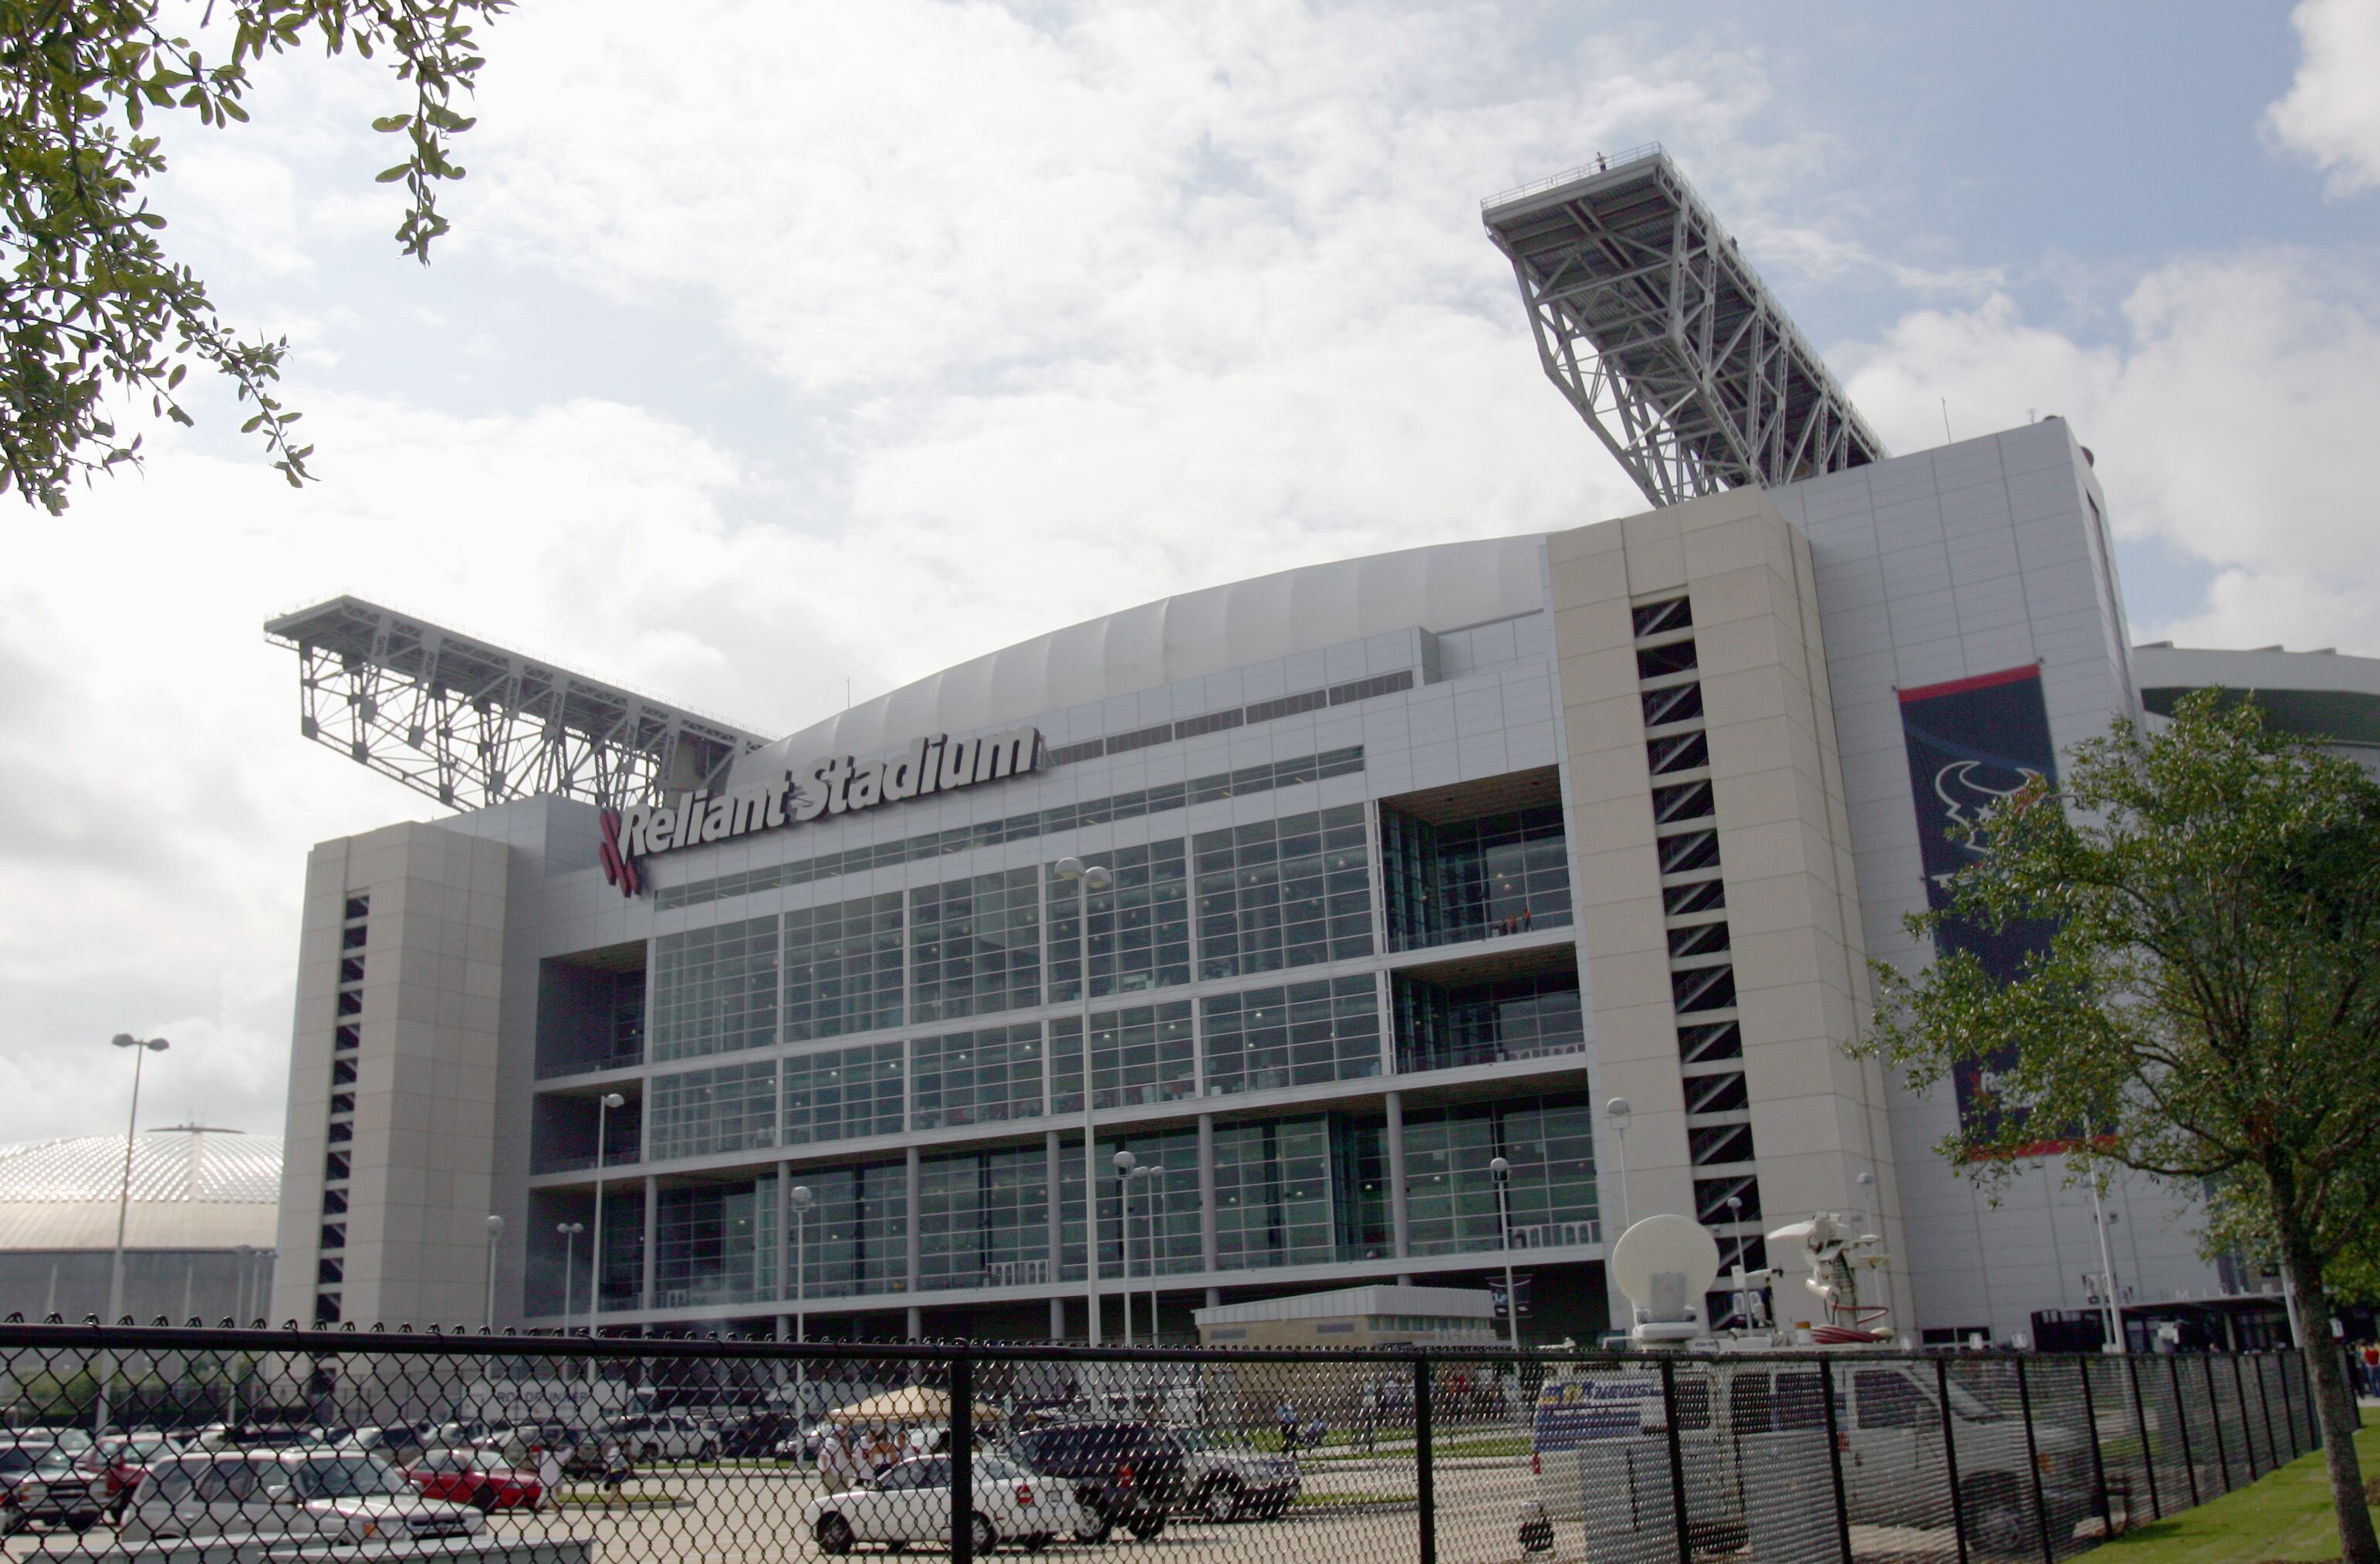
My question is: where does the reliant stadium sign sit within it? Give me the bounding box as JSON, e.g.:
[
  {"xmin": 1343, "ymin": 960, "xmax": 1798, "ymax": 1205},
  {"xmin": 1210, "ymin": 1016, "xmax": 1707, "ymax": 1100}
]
[{"xmin": 598, "ymin": 727, "xmax": 1042, "ymax": 897}]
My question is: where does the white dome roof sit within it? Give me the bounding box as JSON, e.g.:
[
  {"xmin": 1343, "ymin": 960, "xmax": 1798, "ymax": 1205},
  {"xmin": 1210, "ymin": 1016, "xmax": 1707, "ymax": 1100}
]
[
  {"xmin": 739, "ymin": 533, "xmax": 1550, "ymax": 773},
  {"xmin": 0, "ymin": 1129, "xmax": 280, "ymax": 1251}
]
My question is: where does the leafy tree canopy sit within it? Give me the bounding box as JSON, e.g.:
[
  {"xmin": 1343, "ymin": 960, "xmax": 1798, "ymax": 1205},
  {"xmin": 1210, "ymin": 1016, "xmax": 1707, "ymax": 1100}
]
[
  {"xmin": 0, "ymin": 0, "xmax": 508, "ymax": 513},
  {"xmin": 1861, "ymin": 688, "xmax": 2380, "ymax": 1562}
]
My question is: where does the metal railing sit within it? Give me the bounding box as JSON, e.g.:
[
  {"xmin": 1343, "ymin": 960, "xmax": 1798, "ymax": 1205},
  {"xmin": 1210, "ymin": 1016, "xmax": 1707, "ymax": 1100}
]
[
  {"xmin": 0, "ymin": 1321, "xmax": 2338, "ymax": 1564},
  {"xmin": 1481, "ymin": 144, "xmax": 1668, "ymax": 209}
]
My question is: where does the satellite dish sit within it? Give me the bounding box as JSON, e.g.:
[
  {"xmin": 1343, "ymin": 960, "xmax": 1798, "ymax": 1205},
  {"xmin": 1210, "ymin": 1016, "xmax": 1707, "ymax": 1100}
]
[{"xmin": 1610, "ymin": 1214, "xmax": 1722, "ymax": 1343}]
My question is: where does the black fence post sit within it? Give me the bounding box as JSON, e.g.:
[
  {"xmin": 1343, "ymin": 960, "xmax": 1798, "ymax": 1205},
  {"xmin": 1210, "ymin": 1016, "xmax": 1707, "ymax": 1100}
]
[
  {"xmin": 2076, "ymin": 1356, "xmax": 2113, "ymax": 1538},
  {"xmin": 951, "ymin": 1349, "xmax": 974, "ymax": 1564},
  {"xmin": 2165, "ymin": 1356, "xmax": 2199, "ymax": 1508},
  {"xmin": 2278, "ymin": 1349, "xmax": 2301, "ymax": 1459},
  {"xmin": 1414, "ymin": 1354, "xmax": 1436, "ymax": 1564},
  {"xmin": 2202, "ymin": 1353, "xmax": 2232, "ymax": 1493},
  {"xmin": 2126, "ymin": 1356, "xmax": 2161, "ymax": 1521},
  {"xmin": 1939, "ymin": 1358, "xmax": 1971, "ymax": 1564},
  {"xmin": 2013, "ymin": 1356, "xmax": 2054, "ymax": 1564},
  {"xmin": 1658, "ymin": 1355, "xmax": 1692, "ymax": 1564},
  {"xmin": 1817, "ymin": 1355, "xmax": 1853, "ymax": 1564},
  {"xmin": 2231, "ymin": 1353, "xmax": 2262, "ymax": 1478}
]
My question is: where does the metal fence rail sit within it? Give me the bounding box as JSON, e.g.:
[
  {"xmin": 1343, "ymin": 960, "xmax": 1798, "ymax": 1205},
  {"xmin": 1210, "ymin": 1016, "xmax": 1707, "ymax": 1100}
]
[{"xmin": 0, "ymin": 1324, "xmax": 2331, "ymax": 1564}]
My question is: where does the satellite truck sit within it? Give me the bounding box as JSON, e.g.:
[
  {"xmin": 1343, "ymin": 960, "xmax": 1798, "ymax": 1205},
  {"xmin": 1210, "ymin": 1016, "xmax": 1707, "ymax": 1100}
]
[{"xmin": 1516, "ymin": 1214, "xmax": 2097, "ymax": 1559}]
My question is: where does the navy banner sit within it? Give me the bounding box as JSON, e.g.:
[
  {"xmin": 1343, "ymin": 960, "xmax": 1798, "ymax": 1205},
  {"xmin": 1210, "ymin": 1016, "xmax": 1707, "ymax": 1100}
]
[{"xmin": 1897, "ymin": 665, "xmax": 2060, "ymax": 1146}]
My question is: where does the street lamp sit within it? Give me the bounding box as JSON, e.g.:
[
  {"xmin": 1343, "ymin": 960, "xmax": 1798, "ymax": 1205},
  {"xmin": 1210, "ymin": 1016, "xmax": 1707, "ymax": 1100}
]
[
  {"xmin": 588, "ymin": 1092, "xmax": 627, "ymax": 1331},
  {"xmin": 1604, "ymin": 1098, "xmax": 1633, "ymax": 1232},
  {"xmin": 1113, "ymin": 1150, "xmax": 1138, "ymax": 1348},
  {"xmin": 107, "ymin": 1035, "xmax": 169, "ymax": 1325},
  {"xmin": 2088, "ymin": 1184, "xmax": 2125, "ymax": 1353},
  {"xmin": 98, "ymin": 1033, "xmax": 166, "ymax": 1434},
  {"xmin": 483, "ymin": 1215, "xmax": 505, "ymax": 1329},
  {"xmin": 1489, "ymin": 1156, "xmax": 1519, "ymax": 1349},
  {"xmin": 1140, "ymin": 1165, "xmax": 1166, "ymax": 1344},
  {"xmin": 1056, "ymin": 858, "xmax": 1113, "ymax": 1342},
  {"xmin": 556, "ymin": 1223, "xmax": 585, "ymax": 1329}
]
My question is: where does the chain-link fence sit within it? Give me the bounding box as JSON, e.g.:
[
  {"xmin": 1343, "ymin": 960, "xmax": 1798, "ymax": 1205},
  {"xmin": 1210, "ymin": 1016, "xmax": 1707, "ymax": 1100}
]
[{"xmin": 0, "ymin": 1323, "xmax": 2332, "ymax": 1564}]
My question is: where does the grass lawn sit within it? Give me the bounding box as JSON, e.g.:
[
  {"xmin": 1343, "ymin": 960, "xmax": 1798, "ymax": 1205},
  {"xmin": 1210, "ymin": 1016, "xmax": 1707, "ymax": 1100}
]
[{"xmin": 2091, "ymin": 1424, "xmax": 2380, "ymax": 1564}]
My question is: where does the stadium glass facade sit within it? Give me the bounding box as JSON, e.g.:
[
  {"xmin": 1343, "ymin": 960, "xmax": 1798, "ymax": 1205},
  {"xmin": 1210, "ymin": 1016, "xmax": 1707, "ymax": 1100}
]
[{"xmin": 282, "ymin": 416, "xmax": 2314, "ymax": 1349}]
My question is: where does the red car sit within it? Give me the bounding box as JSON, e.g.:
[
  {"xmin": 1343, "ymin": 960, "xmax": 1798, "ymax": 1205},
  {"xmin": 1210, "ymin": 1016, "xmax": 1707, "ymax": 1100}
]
[
  {"xmin": 407, "ymin": 1449, "xmax": 545, "ymax": 1513},
  {"xmin": 78, "ymin": 1432, "xmax": 179, "ymax": 1518}
]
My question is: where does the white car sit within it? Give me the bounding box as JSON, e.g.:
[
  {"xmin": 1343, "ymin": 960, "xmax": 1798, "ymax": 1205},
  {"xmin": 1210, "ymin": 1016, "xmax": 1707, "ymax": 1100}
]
[
  {"xmin": 805, "ymin": 1454, "xmax": 1097, "ymax": 1556},
  {"xmin": 121, "ymin": 1449, "xmax": 489, "ymax": 1548},
  {"xmin": 606, "ymin": 1414, "xmax": 720, "ymax": 1463}
]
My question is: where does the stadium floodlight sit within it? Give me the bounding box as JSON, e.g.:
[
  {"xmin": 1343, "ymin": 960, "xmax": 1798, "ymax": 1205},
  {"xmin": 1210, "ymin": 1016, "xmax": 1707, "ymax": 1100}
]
[
  {"xmin": 264, "ymin": 595, "xmax": 769, "ymax": 812},
  {"xmin": 1482, "ymin": 144, "xmax": 1886, "ymax": 509}
]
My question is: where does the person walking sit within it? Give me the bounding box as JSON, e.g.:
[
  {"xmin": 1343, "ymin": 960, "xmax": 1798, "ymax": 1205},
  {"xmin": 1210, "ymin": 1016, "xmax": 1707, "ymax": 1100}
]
[
  {"xmin": 533, "ymin": 1443, "xmax": 563, "ymax": 1513},
  {"xmin": 1358, "ymin": 1380, "xmax": 1381, "ymax": 1456},
  {"xmin": 599, "ymin": 1437, "xmax": 633, "ymax": 1512},
  {"xmin": 817, "ymin": 1426, "xmax": 860, "ymax": 1491},
  {"xmin": 1276, "ymin": 1398, "xmax": 1299, "ymax": 1454}
]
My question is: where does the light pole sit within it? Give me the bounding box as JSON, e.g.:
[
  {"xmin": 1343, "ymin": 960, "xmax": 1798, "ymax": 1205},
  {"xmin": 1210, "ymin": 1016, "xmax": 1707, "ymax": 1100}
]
[
  {"xmin": 106, "ymin": 1034, "xmax": 169, "ymax": 1325},
  {"xmin": 1604, "ymin": 1098, "xmax": 1632, "ymax": 1233},
  {"xmin": 1141, "ymin": 1165, "xmax": 1166, "ymax": 1344},
  {"xmin": 2088, "ymin": 1184, "xmax": 2125, "ymax": 1353},
  {"xmin": 98, "ymin": 1033, "xmax": 167, "ymax": 1434},
  {"xmin": 588, "ymin": 1092, "xmax": 627, "ymax": 1332},
  {"xmin": 556, "ymin": 1223, "xmax": 585, "ymax": 1330},
  {"xmin": 789, "ymin": 1185, "xmax": 813, "ymax": 1453},
  {"xmin": 1114, "ymin": 1150, "xmax": 1138, "ymax": 1348},
  {"xmin": 1056, "ymin": 858, "xmax": 1113, "ymax": 1342},
  {"xmin": 1489, "ymin": 1156, "xmax": 1520, "ymax": 1349},
  {"xmin": 483, "ymin": 1214, "xmax": 504, "ymax": 1329}
]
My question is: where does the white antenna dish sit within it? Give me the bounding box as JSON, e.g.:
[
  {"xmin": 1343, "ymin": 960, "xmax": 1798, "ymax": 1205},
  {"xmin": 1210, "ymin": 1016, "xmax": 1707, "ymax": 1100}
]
[{"xmin": 1610, "ymin": 1214, "xmax": 1722, "ymax": 1344}]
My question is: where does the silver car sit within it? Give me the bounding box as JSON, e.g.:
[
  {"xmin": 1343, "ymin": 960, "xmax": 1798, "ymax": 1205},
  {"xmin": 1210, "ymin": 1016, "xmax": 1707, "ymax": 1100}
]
[{"xmin": 122, "ymin": 1450, "xmax": 488, "ymax": 1548}]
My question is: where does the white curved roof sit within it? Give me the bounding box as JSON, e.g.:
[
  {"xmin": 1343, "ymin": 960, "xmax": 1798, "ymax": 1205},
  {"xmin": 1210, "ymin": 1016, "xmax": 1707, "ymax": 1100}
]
[
  {"xmin": 0, "ymin": 1129, "xmax": 281, "ymax": 1251},
  {"xmin": 744, "ymin": 533, "xmax": 1549, "ymax": 771}
]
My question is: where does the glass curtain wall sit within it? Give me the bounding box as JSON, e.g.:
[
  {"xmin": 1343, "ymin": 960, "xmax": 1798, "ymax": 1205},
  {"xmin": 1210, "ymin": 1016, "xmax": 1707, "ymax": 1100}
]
[
  {"xmin": 651, "ymin": 915, "xmax": 780, "ymax": 1062},
  {"xmin": 648, "ymin": 1060, "xmax": 779, "ymax": 1161},
  {"xmin": 1391, "ymin": 970, "xmax": 1585, "ymax": 1072},
  {"xmin": 1056, "ymin": 1128, "xmax": 1200, "ymax": 1282},
  {"xmin": 791, "ymin": 1162, "xmax": 909, "ymax": 1298},
  {"xmin": 1380, "ymin": 804, "xmax": 1572, "ymax": 950},
  {"xmin": 1202, "ymin": 977, "xmax": 1381, "ymax": 1095},
  {"xmin": 654, "ymin": 1175, "xmax": 776, "ymax": 1309},
  {"xmin": 783, "ymin": 892, "xmax": 904, "ymax": 1040},
  {"xmin": 1050, "ymin": 1002, "xmax": 1196, "ymax": 1112},
  {"xmin": 595, "ymin": 1186, "xmax": 644, "ymax": 1312},
  {"xmin": 781, "ymin": 1043, "xmax": 905, "ymax": 1143},
  {"xmin": 1046, "ymin": 842, "xmax": 1192, "ymax": 1002},
  {"xmin": 1194, "ymin": 807, "xmax": 1373, "ymax": 980},
  {"xmin": 1212, "ymin": 1117, "xmax": 1334, "ymax": 1271},
  {"xmin": 1404, "ymin": 1095, "xmax": 1599, "ymax": 1256},
  {"xmin": 911, "ymin": 1024, "xmax": 1044, "ymax": 1129},
  {"xmin": 917, "ymin": 1145, "xmax": 1052, "ymax": 1291},
  {"xmin": 911, "ymin": 868, "xmax": 1042, "ymax": 1022}
]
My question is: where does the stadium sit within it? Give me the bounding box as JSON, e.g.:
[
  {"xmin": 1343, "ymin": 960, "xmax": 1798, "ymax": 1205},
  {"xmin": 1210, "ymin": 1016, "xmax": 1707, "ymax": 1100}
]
[{"xmin": 260, "ymin": 149, "xmax": 2375, "ymax": 1352}]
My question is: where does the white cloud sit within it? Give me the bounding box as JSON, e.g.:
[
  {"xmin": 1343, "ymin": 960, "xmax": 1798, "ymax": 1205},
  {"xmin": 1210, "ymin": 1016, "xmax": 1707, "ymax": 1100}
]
[
  {"xmin": 1838, "ymin": 249, "xmax": 2380, "ymax": 655},
  {"xmin": 2266, "ymin": 0, "xmax": 2380, "ymax": 194}
]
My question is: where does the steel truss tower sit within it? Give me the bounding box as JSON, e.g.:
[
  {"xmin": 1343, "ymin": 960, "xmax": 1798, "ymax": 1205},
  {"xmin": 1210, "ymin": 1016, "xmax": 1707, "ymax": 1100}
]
[
  {"xmin": 265, "ymin": 596, "xmax": 767, "ymax": 812},
  {"xmin": 1482, "ymin": 145, "xmax": 1886, "ymax": 509}
]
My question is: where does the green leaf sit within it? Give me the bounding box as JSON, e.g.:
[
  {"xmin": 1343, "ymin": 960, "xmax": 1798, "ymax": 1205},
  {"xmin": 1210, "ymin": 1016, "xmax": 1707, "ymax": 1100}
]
[{"xmin": 374, "ymin": 164, "xmax": 411, "ymax": 183}]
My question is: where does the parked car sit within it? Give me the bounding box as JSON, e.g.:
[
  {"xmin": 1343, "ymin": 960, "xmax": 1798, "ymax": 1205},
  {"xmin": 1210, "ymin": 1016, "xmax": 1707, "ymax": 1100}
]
[
  {"xmin": 1168, "ymin": 1429, "xmax": 1299, "ymax": 1522},
  {"xmin": 81, "ymin": 1429, "xmax": 186, "ymax": 1517},
  {"xmin": 1008, "ymin": 1422, "xmax": 1187, "ymax": 1541},
  {"xmin": 805, "ymin": 1454, "xmax": 1097, "ymax": 1556},
  {"xmin": 492, "ymin": 1424, "xmax": 603, "ymax": 1478},
  {"xmin": 716, "ymin": 1412, "xmax": 803, "ymax": 1460},
  {"xmin": 0, "ymin": 1444, "xmax": 106, "ymax": 1533},
  {"xmin": 121, "ymin": 1449, "xmax": 488, "ymax": 1547},
  {"xmin": 405, "ymin": 1449, "xmax": 545, "ymax": 1513},
  {"xmin": 606, "ymin": 1413, "xmax": 720, "ymax": 1463}
]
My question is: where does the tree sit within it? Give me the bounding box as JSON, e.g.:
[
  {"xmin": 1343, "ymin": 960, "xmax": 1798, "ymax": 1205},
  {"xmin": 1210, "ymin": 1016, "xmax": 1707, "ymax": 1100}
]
[
  {"xmin": 0, "ymin": 0, "xmax": 508, "ymax": 513},
  {"xmin": 1860, "ymin": 689, "xmax": 2380, "ymax": 1564}
]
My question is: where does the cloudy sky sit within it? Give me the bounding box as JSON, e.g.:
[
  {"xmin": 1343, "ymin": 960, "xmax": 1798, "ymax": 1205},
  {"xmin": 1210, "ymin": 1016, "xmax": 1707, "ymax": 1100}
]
[{"xmin": 4, "ymin": 0, "xmax": 2377, "ymax": 1146}]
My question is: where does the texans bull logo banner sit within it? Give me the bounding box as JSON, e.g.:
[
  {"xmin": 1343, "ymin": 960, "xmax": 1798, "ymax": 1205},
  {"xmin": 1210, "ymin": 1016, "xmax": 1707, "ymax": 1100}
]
[{"xmin": 1896, "ymin": 664, "xmax": 2064, "ymax": 1150}]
